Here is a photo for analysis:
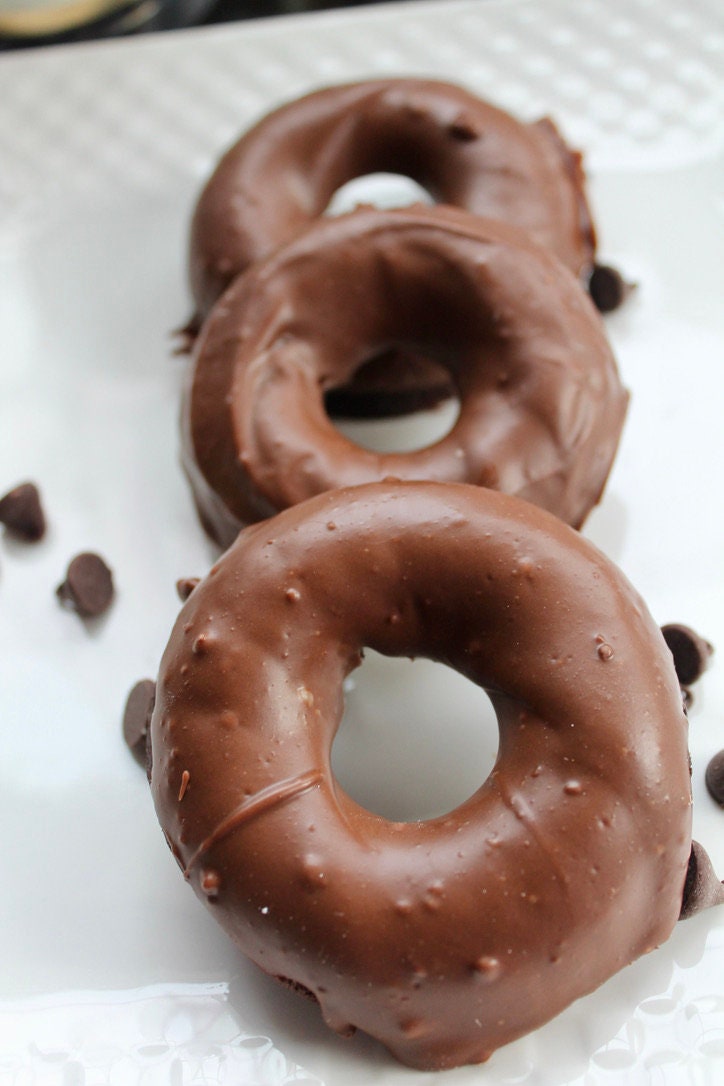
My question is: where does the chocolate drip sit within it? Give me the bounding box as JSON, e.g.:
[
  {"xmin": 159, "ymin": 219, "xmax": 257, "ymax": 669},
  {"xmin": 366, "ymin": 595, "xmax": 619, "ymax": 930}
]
[{"xmin": 183, "ymin": 770, "xmax": 323, "ymax": 875}]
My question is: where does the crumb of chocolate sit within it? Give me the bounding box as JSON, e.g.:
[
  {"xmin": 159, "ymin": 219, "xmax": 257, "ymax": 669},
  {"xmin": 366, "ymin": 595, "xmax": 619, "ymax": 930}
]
[
  {"xmin": 0, "ymin": 482, "xmax": 46, "ymax": 542},
  {"xmin": 588, "ymin": 263, "xmax": 635, "ymax": 314},
  {"xmin": 448, "ymin": 115, "xmax": 479, "ymax": 141},
  {"xmin": 176, "ymin": 576, "xmax": 200, "ymax": 602},
  {"xmin": 172, "ymin": 320, "xmax": 198, "ymax": 356},
  {"xmin": 661, "ymin": 624, "xmax": 714, "ymax": 687},
  {"xmin": 274, "ymin": 975, "xmax": 320, "ymax": 1004},
  {"xmin": 705, "ymin": 750, "xmax": 724, "ymax": 807},
  {"xmin": 57, "ymin": 552, "xmax": 114, "ymax": 617},
  {"xmin": 123, "ymin": 679, "xmax": 156, "ymax": 768},
  {"xmin": 679, "ymin": 840, "xmax": 724, "ymax": 919}
]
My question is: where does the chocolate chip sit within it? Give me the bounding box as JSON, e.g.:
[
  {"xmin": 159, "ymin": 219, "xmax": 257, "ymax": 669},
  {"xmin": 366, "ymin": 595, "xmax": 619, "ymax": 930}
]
[
  {"xmin": 122, "ymin": 679, "xmax": 156, "ymax": 768},
  {"xmin": 679, "ymin": 840, "xmax": 724, "ymax": 919},
  {"xmin": 705, "ymin": 750, "xmax": 724, "ymax": 807},
  {"xmin": 176, "ymin": 576, "xmax": 200, "ymax": 602},
  {"xmin": 57, "ymin": 552, "xmax": 114, "ymax": 617},
  {"xmin": 588, "ymin": 264, "xmax": 634, "ymax": 314},
  {"xmin": 661, "ymin": 624, "xmax": 714, "ymax": 687},
  {"xmin": 0, "ymin": 482, "xmax": 46, "ymax": 542}
]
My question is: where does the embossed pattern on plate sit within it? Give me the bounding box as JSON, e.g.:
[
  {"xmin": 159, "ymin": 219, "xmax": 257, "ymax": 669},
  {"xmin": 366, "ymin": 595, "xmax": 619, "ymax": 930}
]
[{"xmin": 0, "ymin": 0, "xmax": 723, "ymax": 213}]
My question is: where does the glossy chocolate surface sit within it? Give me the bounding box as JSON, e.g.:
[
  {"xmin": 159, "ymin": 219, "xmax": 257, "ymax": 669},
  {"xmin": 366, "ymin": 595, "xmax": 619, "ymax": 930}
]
[
  {"xmin": 188, "ymin": 78, "xmax": 598, "ymax": 414},
  {"xmin": 189, "ymin": 78, "xmax": 596, "ymax": 320},
  {"xmin": 150, "ymin": 481, "xmax": 692, "ymax": 1070},
  {"xmin": 184, "ymin": 205, "xmax": 627, "ymax": 546}
]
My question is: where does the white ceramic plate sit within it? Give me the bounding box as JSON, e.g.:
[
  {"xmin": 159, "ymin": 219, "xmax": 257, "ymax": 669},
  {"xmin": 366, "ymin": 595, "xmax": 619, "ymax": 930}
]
[{"xmin": 1, "ymin": 1, "xmax": 723, "ymax": 1082}]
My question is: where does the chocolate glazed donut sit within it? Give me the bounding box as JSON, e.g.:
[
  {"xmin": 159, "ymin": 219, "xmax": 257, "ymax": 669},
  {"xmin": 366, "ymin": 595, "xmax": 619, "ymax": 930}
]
[
  {"xmin": 183, "ymin": 205, "xmax": 628, "ymax": 547},
  {"xmin": 188, "ymin": 78, "xmax": 598, "ymax": 415},
  {"xmin": 149, "ymin": 481, "xmax": 692, "ymax": 1071},
  {"xmin": 190, "ymin": 78, "xmax": 595, "ymax": 318}
]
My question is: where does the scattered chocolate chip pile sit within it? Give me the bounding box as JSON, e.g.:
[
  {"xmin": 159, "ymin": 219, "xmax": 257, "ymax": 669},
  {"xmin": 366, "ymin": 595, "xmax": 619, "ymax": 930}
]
[
  {"xmin": 679, "ymin": 840, "xmax": 724, "ymax": 920},
  {"xmin": 705, "ymin": 750, "xmax": 724, "ymax": 807},
  {"xmin": 57, "ymin": 552, "xmax": 114, "ymax": 617},
  {"xmin": 0, "ymin": 481, "xmax": 46, "ymax": 542},
  {"xmin": 122, "ymin": 678, "xmax": 156, "ymax": 769},
  {"xmin": 588, "ymin": 263, "xmax": 634, "ymax": 314},
  {"xmin": 176, "ymin": 576, "xmax": 200, "ymax": 602}
]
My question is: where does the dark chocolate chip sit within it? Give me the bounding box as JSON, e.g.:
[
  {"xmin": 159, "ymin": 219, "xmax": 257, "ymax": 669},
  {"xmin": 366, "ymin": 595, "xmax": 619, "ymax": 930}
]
[
  {"xmin": 705, "ymin": 750, "xmax": 724, "ymax": 807},
  {"xmin": 57, "ymin": 552, "xmax": 114, "ymax": 617},
  {"xmin": 0, "ymin": 482, "xmax": 46, "ymax": 542},
  {"xmin": 122, "ymin": 679, "xmax": 156, "ymax": 768},
  {"xmin": 588, "ymin": 263, "xmax": 634, "ymax": 314},
  {"xmin": 661, "ymin": 624, "xmax": 714, "ymax": 687},
  {"xmin": 176, "ymin": 576, "xmax": 200, "ymax": 602},
  {"xmin": 679, "ymin": 840, "xmax": 724, "ymax": 920}
]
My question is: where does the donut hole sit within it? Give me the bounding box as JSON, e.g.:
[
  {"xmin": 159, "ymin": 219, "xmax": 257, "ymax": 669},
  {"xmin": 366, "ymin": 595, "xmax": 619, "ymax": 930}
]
[
  {"xmin": 326, "ymin": 171, "xmax": 434, "ymax": 217},
  {"xmin": 324, "ymin": 341, "xmax": 458, "ymax": 429},
  {"xmin": 332, "ymin": 393, "xmax": 460, "ymax": 453},
  {"xmin": 325, "ymin": 172, "xmax": 451, "ymax": 427},
  {"xmin": 331, "ymin": 651, "xmax": 498, "ymax": 822}
]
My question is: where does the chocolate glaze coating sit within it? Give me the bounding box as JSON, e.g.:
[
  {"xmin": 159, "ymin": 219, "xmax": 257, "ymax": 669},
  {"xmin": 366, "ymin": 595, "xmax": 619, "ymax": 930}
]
[
  {"xmin": 189, "ymin": 78, "xmax": 596, "ymax": 321},
  {"xmin": 183, "ymin": 204, "xmax": 627, "ymax": 547},
  {"xmin": 188, "ymin": 79, "xmax": 598, "ymax": 414},
  {"xmin": 150, "ymin": 481, "xmax": 691, "ymax": 1071}
]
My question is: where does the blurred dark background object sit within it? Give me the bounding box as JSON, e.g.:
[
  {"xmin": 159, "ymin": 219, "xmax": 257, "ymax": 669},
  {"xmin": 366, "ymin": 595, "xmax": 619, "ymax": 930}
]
[
  {"xmin": 0, "ymin": 0, "xmax": 394, "ymax": 50},
  {"xmin": 210, "ymin": 0, "xmax": 392, "ymax": 18}
]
